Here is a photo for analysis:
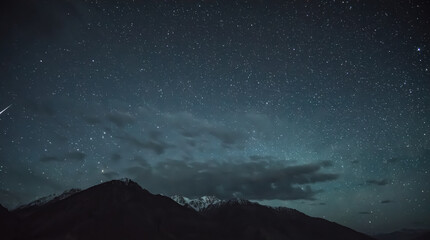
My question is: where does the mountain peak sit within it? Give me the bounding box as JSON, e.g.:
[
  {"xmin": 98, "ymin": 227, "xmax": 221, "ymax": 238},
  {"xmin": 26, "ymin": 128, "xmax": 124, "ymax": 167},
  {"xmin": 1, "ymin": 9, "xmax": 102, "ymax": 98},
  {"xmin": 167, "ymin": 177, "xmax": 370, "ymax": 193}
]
[
  {"xmin": 79, "ymin": 178, "xmax": 155, "ymax": 204},
  {"xmin": 104, "ymin": 178, "xmax": 138, "ymax": 186},
  {"xmin": 93, "ymin": 178, "xmax": 147, "ymax": 193}
]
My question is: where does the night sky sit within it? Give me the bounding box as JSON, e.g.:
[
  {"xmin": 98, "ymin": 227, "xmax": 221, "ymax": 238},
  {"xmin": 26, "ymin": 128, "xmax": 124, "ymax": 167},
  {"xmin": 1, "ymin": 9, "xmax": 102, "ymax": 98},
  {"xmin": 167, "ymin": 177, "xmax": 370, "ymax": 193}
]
[{"xmin": 0, "ymin": 0, "xmax": 429, "ymax": 234}]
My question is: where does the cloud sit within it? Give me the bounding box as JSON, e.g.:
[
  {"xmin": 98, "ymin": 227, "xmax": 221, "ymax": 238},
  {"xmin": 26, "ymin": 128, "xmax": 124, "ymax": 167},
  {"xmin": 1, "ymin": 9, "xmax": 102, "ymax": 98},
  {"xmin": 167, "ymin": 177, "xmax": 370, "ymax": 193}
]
[
  {"xmin": 52, "ymin": 133, "xmax": 68, "ymax": 144},
  {"xmin": 111, "ymin": 153, "xmax": 121, "ymax": 162},
  {"xmin": 82, "ymin": 114, "xmax": 102, "ymax": 125},
  {"xmin": 148, "ymin": 130, "xmax": 162, "ymax": 141},
  {"xmin": 419, "ymin": 148, "xmax": 430, "ymax": 160},
  {"xmin": 102, "ymin": 171, "xmax": 119, "ymax": 179},
  {"xmin": 309, "ymin": 202, "xmax": 326, "ymax": 206},
  {"xmin": 64, "ymin": 151, "xmax": 86, "ymax": 161},
  {"xmin": 40, "ymin": 156, "xmax": 61, "ymax": 162},
  {"xmin": 132, "ymin": 155, "xmax": 149, "ymax": 166},
  {"xmin": 40, "ymin": 151, "xmax": 86, "ymax": 162},
  {"xmin": 358, "ymin": 211, "xmax": 372, "ymax": 215},
  {"xmin": 115, "ymin": 134, "xmax": 171, "ymax": 155},
  {"xmin": 383, "ymin": 157, "xmax": 401, "ymax": 164},
  {"xmin": 143, "ymin": 141, "xmax": 170, "ymax": 155},
  {"xmin": 26, "ymin": 99, "xmax": 56, "ymax": 116},
  {"xmin": 126, "ymin": 158, "xmax": 339, "ymax": 200},
  {"xmin": 106, "ymin": 110, "xmax": 135, "ymax": 128},
  {"xmin": 125, "ymin": 166, "xmax": 151, "ymax": 176},
  {"xmin": 242, "ymin": 112, "xmax": 272, "ymax": 131},
  {"xmin": 165, "ymin": 112, "xmax": 247, "ymax": 147},
  {"xmin": 249, "ymin": 155, "xmax": 276, "ymax": 161},
  {"xmin": 366, "ymin": 179, "xmax": 389, "ymax": 186},
  {"xmin": 206, "ymin": 128, "xmax": 245, "ymax": 146}
]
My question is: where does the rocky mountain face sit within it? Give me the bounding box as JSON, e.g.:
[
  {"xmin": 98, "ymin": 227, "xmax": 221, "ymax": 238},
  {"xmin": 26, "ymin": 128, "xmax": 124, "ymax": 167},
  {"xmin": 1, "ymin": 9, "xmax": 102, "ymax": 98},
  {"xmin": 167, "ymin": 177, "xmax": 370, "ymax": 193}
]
[{"xmin": 1, "ymin": 179, "xmax": 377, "ymax": 240}]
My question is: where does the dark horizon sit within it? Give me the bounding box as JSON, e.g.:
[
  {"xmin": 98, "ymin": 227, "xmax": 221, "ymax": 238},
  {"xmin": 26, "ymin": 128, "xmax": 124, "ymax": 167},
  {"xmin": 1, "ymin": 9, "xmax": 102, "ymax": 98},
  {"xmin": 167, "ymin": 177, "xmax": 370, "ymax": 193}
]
[{"xmin": 0, "ymin": 0, "xmax": 429, "ymax": 235}]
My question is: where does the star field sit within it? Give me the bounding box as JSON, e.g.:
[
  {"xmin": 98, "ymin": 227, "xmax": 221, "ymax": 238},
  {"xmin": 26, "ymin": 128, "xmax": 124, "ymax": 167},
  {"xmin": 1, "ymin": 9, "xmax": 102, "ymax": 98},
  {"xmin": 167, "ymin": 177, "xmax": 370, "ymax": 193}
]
[{"xmin": 0, "ymin": 0, "xmax": 429, "ymax": 234}]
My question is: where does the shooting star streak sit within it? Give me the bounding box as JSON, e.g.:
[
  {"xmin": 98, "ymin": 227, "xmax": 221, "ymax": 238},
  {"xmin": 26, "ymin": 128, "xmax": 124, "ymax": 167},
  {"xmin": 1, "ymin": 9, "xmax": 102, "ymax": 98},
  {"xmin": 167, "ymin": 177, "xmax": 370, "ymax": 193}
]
[{"xmin": 0, "ymin": 104, "xmax": 12, "ymax": 115}]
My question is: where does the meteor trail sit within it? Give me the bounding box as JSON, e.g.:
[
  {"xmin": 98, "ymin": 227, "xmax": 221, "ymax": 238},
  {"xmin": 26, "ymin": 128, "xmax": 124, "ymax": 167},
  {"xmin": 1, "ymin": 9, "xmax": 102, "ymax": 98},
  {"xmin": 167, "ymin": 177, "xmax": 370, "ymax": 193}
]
[{"xmin": 0, "ymin": 104, "xmax": 12, "ymax": 115}]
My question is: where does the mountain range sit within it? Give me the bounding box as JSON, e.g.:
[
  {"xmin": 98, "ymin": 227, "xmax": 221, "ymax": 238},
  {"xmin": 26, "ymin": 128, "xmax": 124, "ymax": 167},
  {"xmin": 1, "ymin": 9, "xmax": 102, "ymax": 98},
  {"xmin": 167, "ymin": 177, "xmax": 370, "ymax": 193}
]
[{"xmin": 0, "ymin": 179, "xmax": 384, "ymax": 240}]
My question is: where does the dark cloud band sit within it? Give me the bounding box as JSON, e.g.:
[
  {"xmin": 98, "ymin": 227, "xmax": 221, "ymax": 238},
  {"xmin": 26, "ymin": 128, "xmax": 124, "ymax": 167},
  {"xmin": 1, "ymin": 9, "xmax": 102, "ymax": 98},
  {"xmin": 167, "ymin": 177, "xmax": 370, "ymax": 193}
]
[{"xmin": 123, "ymin": 159, "xmax": 338, "ymax": 200}]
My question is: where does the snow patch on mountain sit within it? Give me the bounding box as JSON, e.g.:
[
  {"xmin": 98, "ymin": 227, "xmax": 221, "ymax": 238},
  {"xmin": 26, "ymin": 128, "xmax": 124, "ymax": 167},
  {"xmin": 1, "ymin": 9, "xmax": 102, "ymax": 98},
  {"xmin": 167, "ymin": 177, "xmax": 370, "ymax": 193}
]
[{"xmin": 171, "ymin": 195, "xmax": 223, "ymax": 211}]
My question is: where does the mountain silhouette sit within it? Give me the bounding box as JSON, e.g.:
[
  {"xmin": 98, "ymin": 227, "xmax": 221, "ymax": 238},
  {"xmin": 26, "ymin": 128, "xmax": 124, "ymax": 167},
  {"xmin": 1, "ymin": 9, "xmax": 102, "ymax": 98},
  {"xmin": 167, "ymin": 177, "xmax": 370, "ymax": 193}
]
[{"xmin": 2, "ymin": 179, "xmax": 376, "ymax": 240}]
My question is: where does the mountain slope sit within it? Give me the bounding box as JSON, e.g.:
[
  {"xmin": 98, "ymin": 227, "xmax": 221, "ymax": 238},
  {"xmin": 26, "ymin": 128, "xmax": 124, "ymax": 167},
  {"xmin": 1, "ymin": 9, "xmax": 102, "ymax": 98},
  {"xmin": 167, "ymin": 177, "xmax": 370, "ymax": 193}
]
[
  {"xmin": 202, "ymin": 199, "xmax": 376, "ymax": 240},
  {"xmin": 15, "ymin": 188, "xmax": 81, "ymax": 217}
]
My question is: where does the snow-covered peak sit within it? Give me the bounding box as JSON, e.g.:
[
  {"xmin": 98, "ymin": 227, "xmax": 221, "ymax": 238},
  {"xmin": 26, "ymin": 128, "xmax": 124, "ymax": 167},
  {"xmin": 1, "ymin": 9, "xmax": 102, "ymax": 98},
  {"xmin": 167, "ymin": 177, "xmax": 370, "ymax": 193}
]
[
  {"xmin": 171, "ymin": 195, "xmax": 192, "ymax": 205},
  {"xmin": 171, "ymin": 195, "xmax": 223, "ymax": 211}
]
